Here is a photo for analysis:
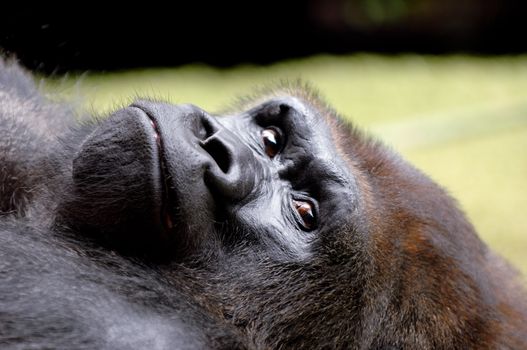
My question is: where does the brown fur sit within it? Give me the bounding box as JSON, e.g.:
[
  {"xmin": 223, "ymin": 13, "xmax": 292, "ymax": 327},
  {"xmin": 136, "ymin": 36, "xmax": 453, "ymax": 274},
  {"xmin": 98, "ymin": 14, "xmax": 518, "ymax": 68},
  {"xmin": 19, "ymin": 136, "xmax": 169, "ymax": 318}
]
[{"xmin": 215, "ymin": 86, "xmax": 527, "ymax": 348}]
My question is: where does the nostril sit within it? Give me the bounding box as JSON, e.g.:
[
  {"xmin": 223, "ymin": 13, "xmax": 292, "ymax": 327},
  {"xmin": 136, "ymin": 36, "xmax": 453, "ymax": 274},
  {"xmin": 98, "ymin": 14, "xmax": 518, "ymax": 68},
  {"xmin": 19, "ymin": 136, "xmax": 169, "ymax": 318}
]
[
  {"xmin": 198, "ymin": 116, "xmax": 216, "ymax": 140},
  {"xmin": 201, "ymin": 137, "xmax": 231, "ymax": 173},
  {"xmin": 199, "ymin": 123, "xmax": 258, "ymax": 202}
]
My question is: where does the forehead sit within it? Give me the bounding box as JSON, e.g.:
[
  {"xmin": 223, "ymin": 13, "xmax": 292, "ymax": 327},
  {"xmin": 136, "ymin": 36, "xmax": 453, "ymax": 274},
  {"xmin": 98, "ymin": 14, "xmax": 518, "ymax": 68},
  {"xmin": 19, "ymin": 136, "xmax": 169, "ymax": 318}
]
[
  {"xmin": 254, "ymin": 94, "xmax": 359, "ymax": 193},
  {"xmin": 234, "ymin": 89, "xmax": 360, "ymax": 181},
  {"xmin": 260, "ymin": 94, "xmax": 352, "ymax": 165}
]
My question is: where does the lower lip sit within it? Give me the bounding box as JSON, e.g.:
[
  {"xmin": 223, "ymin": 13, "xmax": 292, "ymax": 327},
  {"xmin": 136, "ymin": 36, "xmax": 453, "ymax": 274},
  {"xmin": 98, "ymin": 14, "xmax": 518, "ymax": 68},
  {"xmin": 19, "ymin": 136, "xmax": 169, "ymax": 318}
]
[
  {"xmin": 148, "ymin": 119, "xmax": 161, "ymax": 145},
  {"xmin": 142, "ymin": 112, "xmax": 175, "ymax": 233}
]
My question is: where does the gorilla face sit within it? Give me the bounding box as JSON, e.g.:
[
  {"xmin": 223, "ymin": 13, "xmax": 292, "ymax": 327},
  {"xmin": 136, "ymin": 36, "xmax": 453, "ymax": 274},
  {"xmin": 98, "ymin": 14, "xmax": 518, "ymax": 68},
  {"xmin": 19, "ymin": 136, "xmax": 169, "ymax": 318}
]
[{"xmin": 70, "ymin": 97, "xmax": 363, "ymax": 260}]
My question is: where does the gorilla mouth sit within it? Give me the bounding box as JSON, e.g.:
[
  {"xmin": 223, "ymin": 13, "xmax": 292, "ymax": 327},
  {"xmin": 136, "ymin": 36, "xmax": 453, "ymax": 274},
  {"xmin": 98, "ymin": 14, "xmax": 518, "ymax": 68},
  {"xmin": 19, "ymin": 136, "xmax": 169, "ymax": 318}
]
[{"xmin": 143, "ymin": 111, "xmax": 175, "ymax": 232}]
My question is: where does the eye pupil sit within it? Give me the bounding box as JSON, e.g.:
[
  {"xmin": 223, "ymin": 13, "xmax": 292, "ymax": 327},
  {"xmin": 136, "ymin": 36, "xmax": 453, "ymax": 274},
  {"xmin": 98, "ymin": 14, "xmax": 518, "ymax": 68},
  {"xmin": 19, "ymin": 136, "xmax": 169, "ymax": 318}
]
[
  {"xmin": 261, "ymin": 128, "xmax": 282, "ymax": 158},
  {"xmin": 293, "ymin": 200, "xmax": 316, "ymax": 230}
]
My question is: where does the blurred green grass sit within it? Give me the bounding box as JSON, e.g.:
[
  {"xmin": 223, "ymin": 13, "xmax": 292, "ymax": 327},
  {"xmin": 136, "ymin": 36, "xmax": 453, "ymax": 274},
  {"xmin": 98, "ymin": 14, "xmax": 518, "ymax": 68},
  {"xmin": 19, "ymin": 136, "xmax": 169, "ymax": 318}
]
[{"xmin": 53, "ymin": 54, "xmax": 527, "ymax": 275}]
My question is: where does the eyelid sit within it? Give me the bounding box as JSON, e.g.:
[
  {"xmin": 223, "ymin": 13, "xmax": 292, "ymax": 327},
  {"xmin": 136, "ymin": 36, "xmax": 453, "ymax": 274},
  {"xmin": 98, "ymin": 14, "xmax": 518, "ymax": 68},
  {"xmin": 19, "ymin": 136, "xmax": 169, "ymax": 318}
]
[
  {"xmin": 263, "ymin": 125, "xmax": 283, "ymax": 138},
  {"xmin": 261, "ymin": 126, "xmax": 285, "ymax": 158},
  {"xmin": 290, "ymin": 195, "xmax": 318, "ymax": 231}
]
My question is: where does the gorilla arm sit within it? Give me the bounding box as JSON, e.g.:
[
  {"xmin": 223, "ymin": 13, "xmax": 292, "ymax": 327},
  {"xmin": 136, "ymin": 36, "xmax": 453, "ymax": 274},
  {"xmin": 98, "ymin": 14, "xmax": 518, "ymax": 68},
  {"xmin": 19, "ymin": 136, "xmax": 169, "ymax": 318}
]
[{"xmin": 0, "ymin": 219, "xmax": 243, "ymax": 349}]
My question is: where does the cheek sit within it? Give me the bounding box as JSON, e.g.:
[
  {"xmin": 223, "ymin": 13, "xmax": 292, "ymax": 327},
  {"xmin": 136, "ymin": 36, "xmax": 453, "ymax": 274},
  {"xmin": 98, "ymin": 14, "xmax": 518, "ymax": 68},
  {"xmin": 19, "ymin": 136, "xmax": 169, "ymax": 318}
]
[{"xmin": 233, "ymin": 189, "xmax": 315, "ymax": 260}]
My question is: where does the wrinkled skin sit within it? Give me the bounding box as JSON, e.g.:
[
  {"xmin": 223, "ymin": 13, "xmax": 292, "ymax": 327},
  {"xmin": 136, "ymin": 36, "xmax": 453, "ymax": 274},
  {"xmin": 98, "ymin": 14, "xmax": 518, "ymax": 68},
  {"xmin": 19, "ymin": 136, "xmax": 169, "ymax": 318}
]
[{"xmin": 1, "ymin": 58, "xmax": 526, "ymax": 349}]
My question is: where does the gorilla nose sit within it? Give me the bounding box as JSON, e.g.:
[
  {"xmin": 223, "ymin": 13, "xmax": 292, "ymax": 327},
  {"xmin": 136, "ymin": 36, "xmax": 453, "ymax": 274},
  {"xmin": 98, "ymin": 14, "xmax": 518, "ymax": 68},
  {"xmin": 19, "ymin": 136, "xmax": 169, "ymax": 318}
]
[{"xmin": 200, "ymin": 116, "xmax": 257, "ymax": 202}]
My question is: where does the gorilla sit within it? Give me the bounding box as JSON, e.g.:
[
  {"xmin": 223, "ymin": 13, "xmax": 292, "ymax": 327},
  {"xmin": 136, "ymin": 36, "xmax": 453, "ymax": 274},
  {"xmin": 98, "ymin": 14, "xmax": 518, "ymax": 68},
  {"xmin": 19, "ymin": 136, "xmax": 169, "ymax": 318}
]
[{"xmin": 1, "ymin": 57, "xmax": 526, "ymax": 349}]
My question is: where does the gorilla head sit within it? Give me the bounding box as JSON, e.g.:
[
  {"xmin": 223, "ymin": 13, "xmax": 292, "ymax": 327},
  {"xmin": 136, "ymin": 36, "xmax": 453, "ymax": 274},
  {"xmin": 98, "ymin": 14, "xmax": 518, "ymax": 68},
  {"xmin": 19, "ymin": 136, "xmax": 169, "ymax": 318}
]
[
  {"xmin": 1, "ymin": 59, "xmax": 526, "ymax": 349},
  {"xmin": 62, "ymin": 92, "xmax": 363, "ymax": 263}
]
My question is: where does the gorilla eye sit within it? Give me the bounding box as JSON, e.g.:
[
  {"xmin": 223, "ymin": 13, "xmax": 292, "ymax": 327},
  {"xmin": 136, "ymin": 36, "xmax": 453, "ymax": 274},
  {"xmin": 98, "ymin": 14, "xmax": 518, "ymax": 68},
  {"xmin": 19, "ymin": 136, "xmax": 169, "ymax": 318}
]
[
  {"xmin": 293, "ymin": 199, "xmax": 317, "ymax": 231},
  {"xmin": 261, "ymin": 127, "xmax": 283, "ymax": 158}
]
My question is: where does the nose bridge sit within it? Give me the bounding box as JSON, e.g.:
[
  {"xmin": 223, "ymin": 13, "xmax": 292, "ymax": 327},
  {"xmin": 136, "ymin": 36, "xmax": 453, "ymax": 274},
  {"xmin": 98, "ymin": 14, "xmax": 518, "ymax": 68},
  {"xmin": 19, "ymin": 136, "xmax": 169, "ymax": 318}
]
[{"xmin": 201, "ymin": 115, "xmax": 260, "ymax": 202}]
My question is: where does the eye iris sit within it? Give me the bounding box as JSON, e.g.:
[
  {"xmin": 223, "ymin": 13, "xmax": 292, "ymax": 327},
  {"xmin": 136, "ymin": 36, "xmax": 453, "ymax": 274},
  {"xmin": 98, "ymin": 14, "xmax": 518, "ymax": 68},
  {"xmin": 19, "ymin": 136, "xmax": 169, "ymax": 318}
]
[
  {"xmin": 261, "ymin": 128, "xmax": 281, "ymax": 158},
  {"xmin": 293, "ymin": 200, "xmax": 316, "ymax": 230}
]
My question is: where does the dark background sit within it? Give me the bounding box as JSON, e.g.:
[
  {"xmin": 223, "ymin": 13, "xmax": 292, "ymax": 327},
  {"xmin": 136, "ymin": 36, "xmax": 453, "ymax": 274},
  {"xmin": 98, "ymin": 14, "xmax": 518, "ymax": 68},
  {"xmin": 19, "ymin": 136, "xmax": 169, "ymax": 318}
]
[{"xmin": 2, "ymin": 0, "xmax": 526, "ymax": 74}]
